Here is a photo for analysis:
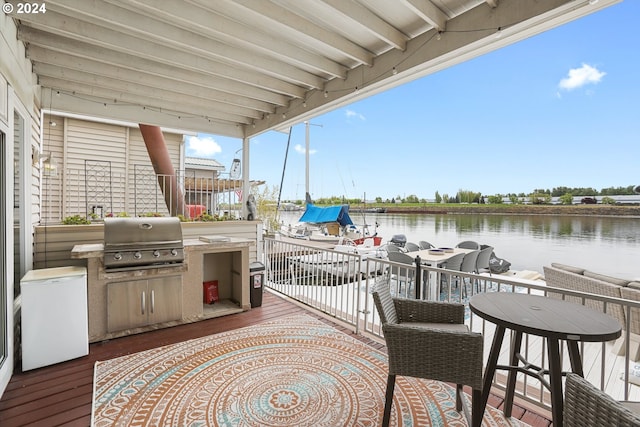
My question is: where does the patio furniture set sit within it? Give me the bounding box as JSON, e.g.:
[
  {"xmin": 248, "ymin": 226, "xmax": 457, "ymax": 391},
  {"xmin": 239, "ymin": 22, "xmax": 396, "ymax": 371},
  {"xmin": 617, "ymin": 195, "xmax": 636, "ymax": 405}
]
[
  {"xmin": 385, "ymin": 239, "xmax": 496, "ymax": 301},
  {"xmin": 372, "ymin": 269, "xmax": 640, "ymax": 427}
]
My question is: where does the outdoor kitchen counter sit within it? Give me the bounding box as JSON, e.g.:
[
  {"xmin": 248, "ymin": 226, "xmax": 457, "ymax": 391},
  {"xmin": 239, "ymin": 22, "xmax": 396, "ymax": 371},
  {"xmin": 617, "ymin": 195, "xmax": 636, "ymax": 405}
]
[{"xmin": 72, "ymin": 237, "xmax": 254, "ymax": 342}]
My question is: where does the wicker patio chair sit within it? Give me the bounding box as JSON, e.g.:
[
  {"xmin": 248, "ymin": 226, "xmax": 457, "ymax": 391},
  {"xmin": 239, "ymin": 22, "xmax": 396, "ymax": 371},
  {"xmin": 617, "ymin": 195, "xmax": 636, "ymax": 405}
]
[
  {"xmin": 387, "ymin": 252, "xmax": 415, "ymax": 296},
  {"xmin": 457, "ymin": 250, "xmax": 480, "ymax": 298},
  {"xmin": 418, "ymin": 240, "xmax": 435, "ymax": 250},
  {"xmin": 456, "ymin": 240, "xmax": 480, "ymax": 250},
  {"xmin": 439, "ymin": 252, "xmax": 465, "ymax": 293},
  {"xmin": 564, "ymin": 373, "xmax": 640, "ymax": 427},
  {"xmin": 475, "ymin": 245, "xmax": 494, "ymax": 276},
  {"xmin": 371, "ymin": 276, "xmax": 484, "ymax": 427},
  {"xmin": 384, "ymin": 243, "xmax": 403, "ymax": 253},
  {"xmin": 404, "ymin": 242, "xmax": 420, "ymax": 252}
]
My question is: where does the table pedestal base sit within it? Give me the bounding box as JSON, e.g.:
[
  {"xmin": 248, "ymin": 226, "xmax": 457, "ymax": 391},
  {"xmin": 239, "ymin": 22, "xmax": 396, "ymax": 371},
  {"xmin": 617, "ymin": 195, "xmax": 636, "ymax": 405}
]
[{"xmin": 481, "ymin": 328, "xmax": 583, "ymax": 427}]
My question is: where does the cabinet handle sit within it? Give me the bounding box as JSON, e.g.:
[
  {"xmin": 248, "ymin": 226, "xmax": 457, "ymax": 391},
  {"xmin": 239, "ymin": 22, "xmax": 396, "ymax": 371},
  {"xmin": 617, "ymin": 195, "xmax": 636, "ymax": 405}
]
[
  {"xmin": 141, "ymin": 291, "xmax": 146, "ymax": 315},
  {"xmin": 151, "ymin": 290, "xmax": 155, "ymax": 313}
]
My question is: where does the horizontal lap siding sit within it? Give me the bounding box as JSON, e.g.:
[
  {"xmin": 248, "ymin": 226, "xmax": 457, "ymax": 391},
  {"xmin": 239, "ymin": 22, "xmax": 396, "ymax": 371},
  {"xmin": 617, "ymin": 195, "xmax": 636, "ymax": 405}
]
[
  {"xmin": 41, "ymin": 115, "xmax": 64, "ymax": 223},
  {"xmin": 29, "ymin": 110, "xmax": 41, "ymax": 226},
  {"xmin": 42, "ymin": 117, "xmax": 184, "ymax": 220},
  {"xmin": 33, "ymin": 224, "xmax": 104, "ymax": 269},
  {"xmin": 66, "ymin": 119, "xmax": 127, "ymax": 218}
]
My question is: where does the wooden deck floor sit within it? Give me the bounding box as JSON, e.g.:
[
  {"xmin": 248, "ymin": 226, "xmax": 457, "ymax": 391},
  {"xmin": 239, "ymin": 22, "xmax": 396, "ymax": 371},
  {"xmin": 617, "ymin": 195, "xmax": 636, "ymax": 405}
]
[{"xmin": 0, "ymin": 290, "xmax": 552, "ymax": 426}]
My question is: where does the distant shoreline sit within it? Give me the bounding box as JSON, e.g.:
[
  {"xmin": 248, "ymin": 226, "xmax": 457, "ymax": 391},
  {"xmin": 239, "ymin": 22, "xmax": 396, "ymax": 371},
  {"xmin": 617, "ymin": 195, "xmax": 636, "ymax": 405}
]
[{"xmin": 354, "ymin": 204, "xmax": 640, "ymax": 217}]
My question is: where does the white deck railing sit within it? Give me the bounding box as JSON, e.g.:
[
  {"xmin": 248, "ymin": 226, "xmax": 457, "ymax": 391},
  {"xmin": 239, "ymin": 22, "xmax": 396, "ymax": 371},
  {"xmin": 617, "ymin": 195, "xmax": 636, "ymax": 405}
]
[{"xmin": 263, "ymin": 237, "xmax": 640, "ymax": 415}]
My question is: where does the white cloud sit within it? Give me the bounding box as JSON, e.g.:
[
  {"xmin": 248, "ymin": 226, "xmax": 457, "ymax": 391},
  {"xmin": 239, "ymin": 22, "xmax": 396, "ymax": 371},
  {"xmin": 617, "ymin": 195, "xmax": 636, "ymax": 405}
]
[
  {"xmin": 186, "ymin": 135, "xmax": 222, "ymax": 157},
  {"xmin": 345, "ymin": 109, "xmax": 366, "ymax": 121},
  {"xmin": 558, "ymin": 63, "xmax": 606, "ymax": 91},
  {"xmin": 294, "ymin": 144, "xmax": 317, "ymax": 155}
]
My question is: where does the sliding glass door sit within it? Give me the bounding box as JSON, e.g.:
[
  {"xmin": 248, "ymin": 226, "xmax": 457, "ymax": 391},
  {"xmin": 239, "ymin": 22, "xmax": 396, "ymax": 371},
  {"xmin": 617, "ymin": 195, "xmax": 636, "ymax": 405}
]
[{"xmin": 0, "ymin": 131, "xmax": 6, "ymax": 378}]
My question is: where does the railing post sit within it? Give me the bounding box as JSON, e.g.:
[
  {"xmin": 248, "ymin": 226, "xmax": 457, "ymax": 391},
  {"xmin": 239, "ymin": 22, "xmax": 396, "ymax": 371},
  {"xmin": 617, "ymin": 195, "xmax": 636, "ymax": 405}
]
[{"xmin": 415, "ymin": 255, "xmax": 422, "ymax": 300}]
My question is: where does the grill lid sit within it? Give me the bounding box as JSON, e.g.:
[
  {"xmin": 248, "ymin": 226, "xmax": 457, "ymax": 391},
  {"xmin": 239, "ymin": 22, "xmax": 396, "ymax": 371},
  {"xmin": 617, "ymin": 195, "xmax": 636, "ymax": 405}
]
[
  {"xmin": 104, "ymin": 217, "xmax": 183, "ymax": 248},
  {"xmin": 103, "ymin": 217, "xmax": 184, "ymax": 270}
]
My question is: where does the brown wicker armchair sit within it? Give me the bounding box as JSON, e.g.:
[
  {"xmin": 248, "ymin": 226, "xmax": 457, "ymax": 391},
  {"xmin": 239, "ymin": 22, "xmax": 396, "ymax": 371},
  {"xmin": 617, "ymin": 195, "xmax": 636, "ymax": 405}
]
[
  {"xmin": 372, "ymin": 276, "xmax": 484, "ymax": 427},
  {"xmin": 564, "ymin": 373, "xmax": 640, "ymax": 427}
]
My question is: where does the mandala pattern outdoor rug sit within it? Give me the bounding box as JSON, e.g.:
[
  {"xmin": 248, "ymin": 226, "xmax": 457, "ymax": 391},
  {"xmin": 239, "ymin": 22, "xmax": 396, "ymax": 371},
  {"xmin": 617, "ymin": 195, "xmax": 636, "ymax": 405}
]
[{"xmin": 92, "ymin": 314, "xmax": 527, "ymax": 426}]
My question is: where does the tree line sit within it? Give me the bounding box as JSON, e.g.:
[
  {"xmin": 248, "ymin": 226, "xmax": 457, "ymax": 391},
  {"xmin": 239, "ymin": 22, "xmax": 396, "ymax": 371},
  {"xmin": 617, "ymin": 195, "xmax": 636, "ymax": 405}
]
[
  {"xmin": 295, "ymin": 185, "xmax": 639, "ymax": 205},
  {"xmin": 270, "ymin": 185, "xmax": 638, "ymax": 206}
]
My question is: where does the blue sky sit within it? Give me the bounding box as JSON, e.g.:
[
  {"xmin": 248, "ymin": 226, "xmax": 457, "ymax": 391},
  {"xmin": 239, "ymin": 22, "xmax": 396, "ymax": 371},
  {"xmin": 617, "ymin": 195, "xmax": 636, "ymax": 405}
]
[{"xmin": 186, "ymin": 1, "xmax": 640, "ymax": 202}]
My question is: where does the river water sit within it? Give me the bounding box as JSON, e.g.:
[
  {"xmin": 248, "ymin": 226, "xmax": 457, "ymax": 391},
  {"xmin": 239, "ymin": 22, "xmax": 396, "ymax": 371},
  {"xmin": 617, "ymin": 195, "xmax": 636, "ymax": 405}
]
[{"xmin": 279, "ymin": 211, "xmax": 640, "ymax": 280}]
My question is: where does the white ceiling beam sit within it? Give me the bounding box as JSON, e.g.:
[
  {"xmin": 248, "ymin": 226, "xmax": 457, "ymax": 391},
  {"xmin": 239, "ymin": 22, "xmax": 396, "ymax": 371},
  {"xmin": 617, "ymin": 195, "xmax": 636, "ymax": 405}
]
[
  {"xmin": 34, "ymin": 64, "xmax": 267, "ymax": 118},
  {"xmin": 113, "ymin": 0, "xmax": 349, "ymax": 78},
  {"xmin": 17, "ymin": 8, "xmax": 324, "ymax": 88},
  {"xmin": 39, "ymin": 76, "xmax": 255, "ymax": 125},
  {"xmin": 34, "ymin": 62, "xmax": 273, "ymax": 118},
  {"xmin": 401, "ymin": 0, "xmax": 450, "ymax": 31},
  {"xmin": 230, "ymin": 0, "xmax": 374, "ymax": 66},
  {"xmin": 27, "ymin": 45, "xmax": 289, "ymax": 108},
  {"xmin": 46, "ymin": 90, "xmax": 245, "ymax": 137},
  {"xmin": 19, "ymin": 26, "xmax": 308, "ymax": 98},
  {"xmin": 322, "ymin": 0, "xmax": 408, "ymax": 50}
]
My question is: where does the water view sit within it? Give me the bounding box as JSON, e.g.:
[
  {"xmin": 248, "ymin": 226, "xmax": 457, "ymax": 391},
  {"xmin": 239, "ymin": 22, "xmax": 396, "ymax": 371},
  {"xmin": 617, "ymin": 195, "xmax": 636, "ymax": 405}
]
[{"xmin": 279, "ymin": 211, "xmax": 640, "ymax": 280}]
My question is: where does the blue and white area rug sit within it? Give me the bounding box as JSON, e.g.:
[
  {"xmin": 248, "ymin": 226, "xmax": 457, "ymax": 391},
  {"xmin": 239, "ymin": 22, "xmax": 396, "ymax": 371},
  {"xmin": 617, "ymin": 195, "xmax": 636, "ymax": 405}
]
[{"xmin": 92, "ymin": 314, "xmax": 527, "ymax": 426}]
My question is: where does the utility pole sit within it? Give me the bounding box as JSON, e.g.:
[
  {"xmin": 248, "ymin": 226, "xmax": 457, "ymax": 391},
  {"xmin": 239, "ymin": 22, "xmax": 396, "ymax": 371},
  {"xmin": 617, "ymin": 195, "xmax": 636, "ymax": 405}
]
[{"xmin": 304, "ymin": 121, "xmax": 322, "ymax": 199}]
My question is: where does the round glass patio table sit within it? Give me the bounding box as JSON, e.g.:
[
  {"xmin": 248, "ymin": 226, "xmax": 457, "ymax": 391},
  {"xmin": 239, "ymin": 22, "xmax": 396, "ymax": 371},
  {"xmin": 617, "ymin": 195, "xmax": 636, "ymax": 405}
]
[{"xmin": 469, "ymin": 292, "xmax": 622, "ymax": 427}]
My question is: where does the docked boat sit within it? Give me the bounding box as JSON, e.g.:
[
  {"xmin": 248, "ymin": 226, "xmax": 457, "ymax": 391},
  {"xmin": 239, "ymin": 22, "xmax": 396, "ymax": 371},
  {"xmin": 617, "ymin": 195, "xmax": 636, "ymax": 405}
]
[
  {"xmin": 280, "ymin": 202, "xmax": 380, "ymax": 245},
  {"xmin": 288, "ymin": 249, "xmax": 385, "ymax": 283},
  {"xmin": 333, "ymin": 236, "xmax": 387, "ymax": 258},
  {"xmin": 299, "ymin": 203, "xmax": 353, "ymax": 242}
]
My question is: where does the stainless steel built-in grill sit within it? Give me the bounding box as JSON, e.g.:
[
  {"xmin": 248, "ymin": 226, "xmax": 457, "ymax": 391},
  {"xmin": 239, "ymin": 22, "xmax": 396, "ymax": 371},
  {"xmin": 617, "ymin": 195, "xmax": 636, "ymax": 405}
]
[{"xmin": 103, "ymin": 217, "xmax": 184, "ymax": 271}]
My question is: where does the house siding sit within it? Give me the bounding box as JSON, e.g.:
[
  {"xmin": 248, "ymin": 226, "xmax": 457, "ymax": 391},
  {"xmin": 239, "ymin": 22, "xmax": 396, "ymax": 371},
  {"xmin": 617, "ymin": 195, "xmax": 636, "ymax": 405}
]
[
  {"xmin": 41, "ymin": 115, "xmax": 64, "ymax": 223},
  {"xmin": 41, "ymin": 115, "xmax": 183, "ymax": 222},
  {"xmin": 29, "ymin": 107, "xmax": 41, "ymax": 229}
]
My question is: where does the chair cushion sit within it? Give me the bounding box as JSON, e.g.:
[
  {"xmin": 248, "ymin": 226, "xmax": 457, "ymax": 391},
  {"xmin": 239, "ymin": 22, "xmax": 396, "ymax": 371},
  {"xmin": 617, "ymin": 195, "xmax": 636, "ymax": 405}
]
[
  {"xmin": 551, "ymin": 263, "xmax": 585, "ymax": 275},
  {"xmin": 627, "ymin": 282, "xmax": 640, "ymax": 290},
  {"xmin": 403, "ymin": 322, "xmax": 469, "ymax": 333},
  {"xmin": 584, "ymin": 270, "xmax": 630, "ymax": 286},
  {"xmin": 621, "ymin": 401, "xmax": 640, "ymax": 414}
]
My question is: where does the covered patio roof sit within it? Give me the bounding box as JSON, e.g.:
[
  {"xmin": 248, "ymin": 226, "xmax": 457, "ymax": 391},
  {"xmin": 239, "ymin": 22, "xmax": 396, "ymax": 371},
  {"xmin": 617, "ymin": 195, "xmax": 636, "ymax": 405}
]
[{"xmin": 9, "ymin": 0, "xmax": 619, "ymax": 138}]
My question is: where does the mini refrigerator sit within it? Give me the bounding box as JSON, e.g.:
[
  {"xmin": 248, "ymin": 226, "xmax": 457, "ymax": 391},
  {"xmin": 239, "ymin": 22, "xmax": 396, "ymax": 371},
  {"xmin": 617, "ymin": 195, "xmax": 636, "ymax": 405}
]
[{"xmin": 21, "ymin": 266, "xmax": 89, "ymax": 371}]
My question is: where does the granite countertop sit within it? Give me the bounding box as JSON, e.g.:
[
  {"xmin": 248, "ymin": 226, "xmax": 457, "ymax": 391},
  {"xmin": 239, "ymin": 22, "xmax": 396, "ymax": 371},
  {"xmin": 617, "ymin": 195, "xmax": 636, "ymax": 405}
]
[
  {"xmin": 72, "ymin": 237, "xmax": 254, "ymax": 259},
  {"xmin": 183, "ymin": 237, "xmax": 254, "ymax": 250}
]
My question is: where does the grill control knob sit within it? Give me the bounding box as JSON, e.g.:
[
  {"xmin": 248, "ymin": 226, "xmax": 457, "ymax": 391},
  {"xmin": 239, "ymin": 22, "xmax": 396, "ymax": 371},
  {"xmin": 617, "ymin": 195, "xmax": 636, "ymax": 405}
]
[
  {"xmin": 134, "ymin": 251, "xmax": 142, "ymax": 259},
  {"xmin": 171, "ymin": 249, "xmax": 178, "ymax": 256},
  {"xmin": 153, "ymin": 250, "xmax": 160, "ymax": 258},
  {"xmin": 114, "ymin": 253, "xmax": 122, "ymax": 261}
]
